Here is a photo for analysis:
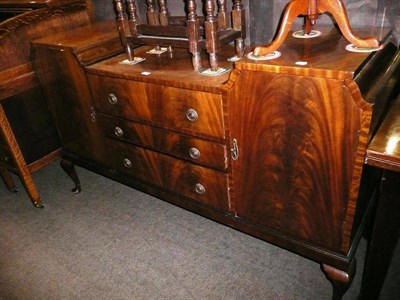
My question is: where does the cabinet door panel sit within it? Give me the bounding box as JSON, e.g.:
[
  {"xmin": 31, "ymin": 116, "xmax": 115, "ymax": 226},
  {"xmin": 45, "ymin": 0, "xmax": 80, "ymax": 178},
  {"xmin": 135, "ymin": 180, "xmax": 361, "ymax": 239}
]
[{"xmin": 229, "ymin": 70, "xmax": 364, "ymax": 251}]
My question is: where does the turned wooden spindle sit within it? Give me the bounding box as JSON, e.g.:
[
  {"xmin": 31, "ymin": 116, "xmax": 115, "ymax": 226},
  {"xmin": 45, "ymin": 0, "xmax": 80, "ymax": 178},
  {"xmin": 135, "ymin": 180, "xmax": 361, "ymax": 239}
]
[
  {"xmin": 126, "ymin": 0, "xmax": 138, "ymax": 36},
  {"xmin": 114, "ymin": 0, "xmax": 134, "ymax": 60},
  {"xmin": 217, "ymin": 0, "xmax": 229, "ymax": 30},
  {"xmin": 146, "ymin": 0, "xmax": 159, "ymax": 25},
  {"xmin": 205, "ymin": 0, "xmax": 218, "ymax": 71},
  {"xmin": 158, "ymin": 0, "xmax": 169, "ymax": 26},
  {"xmin": 232, "ymin": 0, "xmax": 245, "ymax": 58},
  {"xmin": 253, "ymin": 0, "xmax": 380, "ymax": 56},
  {"xmin": 187, "ymin": 0, "xmax": 201, "ymax": 71},
  {"xmin": 304, "ymin": 0, "xmax": 318, "ymax": 33}
]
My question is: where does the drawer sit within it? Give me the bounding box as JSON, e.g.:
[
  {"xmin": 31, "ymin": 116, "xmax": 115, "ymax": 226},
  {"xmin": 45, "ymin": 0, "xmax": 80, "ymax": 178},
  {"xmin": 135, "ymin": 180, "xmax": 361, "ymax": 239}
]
[
  {"xmin": 96, "ymin": 114, "xmax": 228, "ymax": 170},
  {"xmin": 99, "ymin": 138, "xmax": 229, "ymax": 211},
  {"xmin": 88, "ymin": 74, "xmax": 225, "ymax": 139}
]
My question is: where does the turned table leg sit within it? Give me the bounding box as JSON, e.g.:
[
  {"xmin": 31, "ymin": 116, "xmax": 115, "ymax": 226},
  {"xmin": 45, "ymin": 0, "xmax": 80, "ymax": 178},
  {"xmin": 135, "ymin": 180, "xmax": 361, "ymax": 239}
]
[
  {"xmin": 359, "ymin": 170, "xmax": 400, "ymax": 299},
  {"xmin": 0, "ymin": 105, "xmax": 43, "ymax": 208},
  {"xmin": 321, "ymin": 259, "xmax": 356, "ymax": 300},
  {"xmin": 60, "ymin": 158, "xmax": 81, "ymax": 194},
  {"xmin": 0, "ymin": 165, "xmax": 18, "ymax": 192}
]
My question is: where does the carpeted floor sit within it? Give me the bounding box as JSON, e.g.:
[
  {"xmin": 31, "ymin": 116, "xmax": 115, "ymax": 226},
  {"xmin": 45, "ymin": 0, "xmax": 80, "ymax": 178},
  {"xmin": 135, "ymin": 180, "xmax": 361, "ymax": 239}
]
[{"xmin": 0, "ymin": 161, "xmax": 398, "ymax": 300}]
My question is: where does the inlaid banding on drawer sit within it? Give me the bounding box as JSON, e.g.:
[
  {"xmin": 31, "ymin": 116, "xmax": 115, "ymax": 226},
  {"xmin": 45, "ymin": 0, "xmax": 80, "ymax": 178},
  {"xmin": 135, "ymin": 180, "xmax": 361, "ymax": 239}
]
[
  {"xmin": 88, "ymin": 75, "xmax": 225, "ymax": 139},
  {"xmin": 99, "ymin": 139, "xmax": 229, "ymax": 211},
  {"xmin": 97, "ymin": 114, "xmax": 228, "ymax": 170}
]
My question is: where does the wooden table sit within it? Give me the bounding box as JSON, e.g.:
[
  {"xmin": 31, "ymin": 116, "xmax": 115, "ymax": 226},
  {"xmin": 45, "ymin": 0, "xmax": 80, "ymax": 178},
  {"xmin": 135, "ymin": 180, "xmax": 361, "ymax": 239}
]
[
  {"xmin": 0, "ymin": 0, "xmax": 94, "ymax": 207},
  {"xmin": 362, "ymin": 96, "xmax": 400, "ymax": 299}
]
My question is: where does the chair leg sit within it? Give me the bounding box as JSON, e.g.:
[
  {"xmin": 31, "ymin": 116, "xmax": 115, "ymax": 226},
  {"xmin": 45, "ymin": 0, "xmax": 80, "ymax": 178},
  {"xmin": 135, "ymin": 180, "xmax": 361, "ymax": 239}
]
[
  {"xmin": 0, "ymin": 105, "xmax": 43, "ymax": 208},
  {"xmin": 232, "ymin": 0, "xmax": 245, "ymax": 58},
  {"xmin": 187, "ymin": 0, "xmax": 202, "ymax": 71},
  {"xmin": 205, "ymin": 0, "xmax": 219, "ymax": 71},
  {"xmin": 60, "ymin": 158, "xmax": 81, "ymax": 194},
  {"xmin": 0, "ymin": 165, "xmax": 18, "ymax": 193}
]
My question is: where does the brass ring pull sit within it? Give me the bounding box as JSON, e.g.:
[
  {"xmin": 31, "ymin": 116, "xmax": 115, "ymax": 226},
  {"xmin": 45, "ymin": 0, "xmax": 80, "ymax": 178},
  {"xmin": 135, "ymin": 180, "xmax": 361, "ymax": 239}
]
[
  {"xmin": 114, "ymin": 126, "xmax": 124, "ymax": 137},
  {"xmin": 123, "ymin": 158, "xmax": 132, "ymax": 168},
  {"xmin": 194, "ymin": 183, "xmax": 206, "ymax": 195},
  {"xmin": 108, "ymin": 93, "xmax": 118, "ymax": 104},
  {"xmin": 189, "ymin": 147, "xmax": 201, "ymax": 159},
  {"xmin": 186, "ymin": 108, "xmax": 198, "ymax": 122}
]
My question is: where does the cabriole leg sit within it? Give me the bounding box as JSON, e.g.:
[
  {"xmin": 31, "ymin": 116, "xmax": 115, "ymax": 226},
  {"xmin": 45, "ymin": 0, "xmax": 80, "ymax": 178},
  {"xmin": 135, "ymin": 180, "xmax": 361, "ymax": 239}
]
[
  {"xmin": 321, "ymin": 259, "xmax": 356, "ymax": 300},
  {"xmin": 60, "ymin": 159, "xmax": 81, "ymax": 194}
]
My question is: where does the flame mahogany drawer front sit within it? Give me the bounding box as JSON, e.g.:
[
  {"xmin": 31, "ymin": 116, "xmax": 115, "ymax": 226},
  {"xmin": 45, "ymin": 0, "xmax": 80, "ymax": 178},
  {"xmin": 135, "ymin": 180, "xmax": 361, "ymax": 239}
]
[
  {"xmin": 88, "ymin": 74, "xmax": 225, "ymax": 140},
  {"xmin": 96, "ymin": 114, "xmax": 228, "ymax": 171},
  {"xmin": 98, "ymin": 138, "xmax": 229, "ymax": 211}
]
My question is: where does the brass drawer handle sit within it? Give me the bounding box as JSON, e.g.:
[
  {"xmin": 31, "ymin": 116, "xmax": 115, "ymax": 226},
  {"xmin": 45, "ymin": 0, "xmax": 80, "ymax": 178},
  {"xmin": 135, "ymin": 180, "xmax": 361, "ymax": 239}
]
[
  {"xmin": 189, "ymin": 147, "xmax": 200, "ymax": 159},
  {"xmin": 108, "ymin": 93, "xmax": 118, "ymax": 104},
  {"xmin": 186, "ymin": 108, "xmax": 198, "ymax": 122},
  {"xmin": 194, "ymin": 183, "xmax": 206, "ymax": 195},
  {"xmin": 114, "ymin": 126, "xmax": 124, "ymax": 137},
  {"xmin": 123, "ymin": 158, "xmax": 132, "ymax": 168}
]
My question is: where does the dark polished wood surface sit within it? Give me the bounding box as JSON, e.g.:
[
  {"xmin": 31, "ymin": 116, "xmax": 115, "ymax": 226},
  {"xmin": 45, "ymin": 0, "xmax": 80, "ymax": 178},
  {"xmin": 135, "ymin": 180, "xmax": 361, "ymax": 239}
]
[
  {"xmin": 86, "ymin": 45, "xmax": 237, "ymax": 92},
  {"xmin": 32, "ymin": 20, "xmax": 124, "ymax": 193},
  {"xmin": 34, "ymin": 22, "xmax": 400, "ymax": 299},
  {"xmin": 366, "ymin": 97, "xmax": 400, "ymax": 171},
  {"xmin": 227, "ymin": 26, "xmax": 399, "ymax": 299},
  {"xmin": 361, "ymin": 95, "xmax": 400, "ymax": 299},
  {"xmin": 241, "ymin": 26, "xmax": 391, "ymax": 77},
  {"xmin": 0, "ymin": 0, "xmax": 55, "ymax": 8},
  {"xmin": 0, "ymin": 0, "xmax": 94, "ymax": 207}
]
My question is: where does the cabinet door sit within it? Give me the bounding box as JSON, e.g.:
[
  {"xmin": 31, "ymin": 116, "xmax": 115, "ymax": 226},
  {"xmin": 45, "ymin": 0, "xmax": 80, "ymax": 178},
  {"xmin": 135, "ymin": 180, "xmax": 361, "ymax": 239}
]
[{"xmin": 228, "ymin": 70, "xmax": 367, "ymax": 252}]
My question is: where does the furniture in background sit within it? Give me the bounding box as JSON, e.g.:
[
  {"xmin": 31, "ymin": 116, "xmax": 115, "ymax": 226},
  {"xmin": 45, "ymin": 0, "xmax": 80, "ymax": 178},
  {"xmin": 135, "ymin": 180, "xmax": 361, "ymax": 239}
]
[
  {"xmin": 114, "ymin": 0, "xmax": 246, "ymax": 72},
  {"xmin": 253, "ymin": 0, "xmax": 380, "ymax": 56},
  {"xmin": 361, "ymin": 94, "xmax": 400, "ymax": 299},
  {"xmin": 31, "ymin": 20, "xmax": 124, "ymax": 194},
  {"xmin": 32, "ymin": 20, "xmax": 400, "ymax": 298},
  {"xmin": 0, "ymin": 0, "xmax": 51, "ymax": 22},
  {"xmin": 0, "ymin": 0, "xmax": 95, "ymax": 207}
]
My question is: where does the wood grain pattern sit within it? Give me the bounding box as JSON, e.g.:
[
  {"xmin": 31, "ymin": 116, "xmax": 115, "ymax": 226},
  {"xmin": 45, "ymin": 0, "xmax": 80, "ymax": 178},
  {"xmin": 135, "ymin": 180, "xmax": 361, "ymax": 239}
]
[
  {"xmin": 0, "ymin": 104, "xmax": 41, "ymax": 206},
  {"xmin": 98, "ymin": 138, "xmax": 230, "ymax": 211},
  {"xmin": 96, "ymin": 114, "xmax": 228, "ymax": 170},
  {"xmin": 85, "ymin": 45, "xmax": 236, "ymax": 93},
  {"xmin": 228, "ymin": 70, "xmax": 367, "ymax": 251},
  {"xmin": 32, "ymin": 21, "xmax": 122, "ymax": 164},
  {"xmin": 0, "ymin": 0, "xmax": 94, "ymax": 206},
  {"xmin": 88, "ymin": 74, "xmax": 226, "ymax": 139},
  {"xmin": 367, "ymin": 96, "xmax": 400, "ymax": 172}
]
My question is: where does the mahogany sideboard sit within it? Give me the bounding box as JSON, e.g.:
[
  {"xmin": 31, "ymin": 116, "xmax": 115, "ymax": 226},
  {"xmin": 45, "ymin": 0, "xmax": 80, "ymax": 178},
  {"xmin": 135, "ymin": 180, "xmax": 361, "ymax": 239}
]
[{"xmin": 32, "ymin": 23, "xmax": 400, "ymax": 299}]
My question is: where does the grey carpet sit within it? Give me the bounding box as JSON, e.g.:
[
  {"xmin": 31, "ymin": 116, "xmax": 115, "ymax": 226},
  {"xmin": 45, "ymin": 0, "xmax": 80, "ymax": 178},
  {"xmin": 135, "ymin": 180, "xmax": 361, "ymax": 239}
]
[{"xmin": 0, "ymin": 161, "xmax": 398, "ymax": 300}]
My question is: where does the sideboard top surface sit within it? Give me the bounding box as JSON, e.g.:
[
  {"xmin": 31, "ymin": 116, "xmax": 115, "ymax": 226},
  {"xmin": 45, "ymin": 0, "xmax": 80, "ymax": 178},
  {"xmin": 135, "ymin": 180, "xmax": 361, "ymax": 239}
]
[
  {"xmin": 87, "ymin": 25, "xmax": 393, "ymax": 90},
  {"xmin": 237, "ymin": 26, "xmax": 393, "ymax": 80},
  {"xmin": 86, "ymin": 44, "xmax": 238, "ymax": 93}
]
